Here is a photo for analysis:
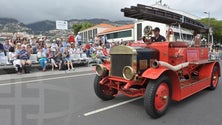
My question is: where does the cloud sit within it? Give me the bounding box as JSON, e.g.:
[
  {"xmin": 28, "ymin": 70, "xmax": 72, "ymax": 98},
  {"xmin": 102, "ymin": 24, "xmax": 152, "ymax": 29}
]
[{"xmin": 0, "ymin": 0, "xmax": 221, "ymax": 24}]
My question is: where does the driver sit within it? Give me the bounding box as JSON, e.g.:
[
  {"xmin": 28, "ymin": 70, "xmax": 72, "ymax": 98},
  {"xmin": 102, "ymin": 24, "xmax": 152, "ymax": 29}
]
[{"xmin": 151, "ymin": 27, "xmax": 166, "ymax": 42}]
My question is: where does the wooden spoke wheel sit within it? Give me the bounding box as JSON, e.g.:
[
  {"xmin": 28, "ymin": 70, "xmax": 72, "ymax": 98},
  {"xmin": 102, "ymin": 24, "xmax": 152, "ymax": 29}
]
[
  {"xmin": 94, "ymin": 75, "xmax": 117, "ymax": 101},
  {"xmin": 144, "ymin": 75, "xmax": 171, "ymax": 118}
]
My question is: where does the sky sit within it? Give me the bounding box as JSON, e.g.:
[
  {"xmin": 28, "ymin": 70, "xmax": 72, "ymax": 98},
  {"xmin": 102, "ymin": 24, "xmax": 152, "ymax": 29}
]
[{"xmin": 0, "ymin": 0, "xmax": 221, "ymax": 24}]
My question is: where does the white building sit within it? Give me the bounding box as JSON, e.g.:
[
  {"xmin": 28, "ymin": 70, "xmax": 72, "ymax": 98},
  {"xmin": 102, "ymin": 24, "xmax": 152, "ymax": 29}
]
[
  {"xmin": 78, "ymin": 23, "xmax": 115, "ymax": 42},
  {"xmin": 98, "ymin": 24, "xmax": 134, "ymax": 42}
]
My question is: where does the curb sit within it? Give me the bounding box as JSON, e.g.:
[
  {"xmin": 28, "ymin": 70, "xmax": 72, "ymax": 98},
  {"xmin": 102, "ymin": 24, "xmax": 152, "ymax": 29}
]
[
  {"xmin": 0, "ymin": 63, "xmax": 89, "ymax": 75},
  {"xmin": 0, "ymin": 67, "xmax": 95, "ymax": 82}
]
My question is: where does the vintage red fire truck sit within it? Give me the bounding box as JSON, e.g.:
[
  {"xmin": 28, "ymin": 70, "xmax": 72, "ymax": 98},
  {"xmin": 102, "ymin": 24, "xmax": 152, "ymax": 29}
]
[{"xmin": 93, "ymin": 4, "xmax": 220, "ymax": 118}]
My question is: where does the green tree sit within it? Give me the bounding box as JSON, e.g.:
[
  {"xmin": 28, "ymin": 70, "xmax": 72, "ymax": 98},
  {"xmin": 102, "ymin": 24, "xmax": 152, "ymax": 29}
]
[
  {"xmin": 80, "ymin": 22, "xmax": 94, "ymax": 31},
  {"xmin": 72, "ymin": 22, "xmax": 94, "ymax": 35},
  {"xmin": 72, "ymin": 23, "xmax": 82, "ymax": 35},
  {"xmin": 199, "ymin": 18, "xmax": 222, "ymax": 43}
]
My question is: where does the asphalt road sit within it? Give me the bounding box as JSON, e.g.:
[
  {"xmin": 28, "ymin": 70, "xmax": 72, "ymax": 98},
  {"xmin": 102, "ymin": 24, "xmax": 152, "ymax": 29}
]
[{"xmin": 0, "ymin": 71, "xmax": 222, "ymax": 125}]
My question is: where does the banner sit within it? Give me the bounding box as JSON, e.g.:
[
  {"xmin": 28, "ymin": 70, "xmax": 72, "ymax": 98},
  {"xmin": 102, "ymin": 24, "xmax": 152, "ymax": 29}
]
[{"xmin": 56, "ymin": 21, "xmax": 68, "ymax": 30}]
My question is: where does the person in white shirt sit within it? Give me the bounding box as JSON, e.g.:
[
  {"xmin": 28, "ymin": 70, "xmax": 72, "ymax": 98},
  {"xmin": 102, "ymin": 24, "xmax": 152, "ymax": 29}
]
[
  {"xmin": 9, "ymin": 47, "xmax": 22, "ymax": 73},
  {"xmin": 68, "ymin": 43, "xmax": 76, "ymax": 55},
  {"xmin": 9, "ymin": 47, "xmax": 17, "ymax": 64},
  {"xmin": 51, "ymin": 40, "xmax": 58, "ymax": 55},
  {"xmin": 76, "ymin": 33, "xmax": 82, "ymax": 46}
]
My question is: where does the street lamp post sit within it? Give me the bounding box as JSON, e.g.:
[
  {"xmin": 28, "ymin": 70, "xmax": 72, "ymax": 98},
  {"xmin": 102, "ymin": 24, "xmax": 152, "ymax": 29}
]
[{"xmin": 204, "ymin": 11, "xmax": 211, "ymax": 45}]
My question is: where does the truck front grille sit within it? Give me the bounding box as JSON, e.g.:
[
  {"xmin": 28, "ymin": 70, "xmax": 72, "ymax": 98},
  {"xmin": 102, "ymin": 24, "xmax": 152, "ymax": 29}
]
[{"xmin": 110, "ymin": 54, "xmax": 132, "ymax": 77}]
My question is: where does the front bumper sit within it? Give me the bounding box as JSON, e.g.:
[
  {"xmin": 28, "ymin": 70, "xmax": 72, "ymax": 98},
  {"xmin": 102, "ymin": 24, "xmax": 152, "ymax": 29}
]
[{"xmin": 99, "ymin": 76, "xmax": 146, "ymax": 97}]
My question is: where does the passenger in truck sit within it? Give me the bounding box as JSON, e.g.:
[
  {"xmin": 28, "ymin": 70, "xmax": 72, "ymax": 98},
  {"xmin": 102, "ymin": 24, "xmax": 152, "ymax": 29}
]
[{"xmin": 151, "ymin": 27, "xmax": 166, "ymax": 42}]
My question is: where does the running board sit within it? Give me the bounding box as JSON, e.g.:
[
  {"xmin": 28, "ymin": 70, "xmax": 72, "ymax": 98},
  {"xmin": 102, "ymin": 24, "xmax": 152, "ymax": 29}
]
[{"xmin": 180, "ymin": 77, "xmax": 211, "ymax": 100}]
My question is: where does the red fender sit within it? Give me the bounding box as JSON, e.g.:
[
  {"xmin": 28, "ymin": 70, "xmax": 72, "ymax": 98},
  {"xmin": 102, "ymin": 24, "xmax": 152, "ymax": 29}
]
[
  {"xmin": 142, "ymin": 66, "xmax": 181, "ymax": 101},
  {"xmin": 199, "ymin": 62, "xmax": 221, "ymax": 80},
  {"xmin": 142, "ymin": 66, "xmax": 169, "ymax": 79}
]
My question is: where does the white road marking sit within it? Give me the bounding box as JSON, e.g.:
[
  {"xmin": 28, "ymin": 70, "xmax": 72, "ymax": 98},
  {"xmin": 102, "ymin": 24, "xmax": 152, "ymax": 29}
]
[
  {"xmin": 83, "ymin": 96, "xmax": 143, "ymax": 116},
  {"xmin": 0, "ymin": 73, "xmax": 95, "ymax": 86}
]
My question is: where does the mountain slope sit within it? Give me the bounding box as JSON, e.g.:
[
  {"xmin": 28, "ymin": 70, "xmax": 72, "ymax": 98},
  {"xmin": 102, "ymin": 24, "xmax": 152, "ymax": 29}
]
[
  {"xmin": 0, "ymin": 18, "xmax": 134, "ymax": 34},
  {"xmin": 26, "ymin": 20, "xmax": 56, "ymax": 32},
  {"xmin": 0, "ymin": 18, "xmax": 31, "ymax": 32}
]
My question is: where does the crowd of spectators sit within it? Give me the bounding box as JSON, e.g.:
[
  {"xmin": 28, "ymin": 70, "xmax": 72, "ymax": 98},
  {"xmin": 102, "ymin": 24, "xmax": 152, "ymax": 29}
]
[{"xmin": 0, "ymin": 32, "xmax": 133, "ymax": 74}]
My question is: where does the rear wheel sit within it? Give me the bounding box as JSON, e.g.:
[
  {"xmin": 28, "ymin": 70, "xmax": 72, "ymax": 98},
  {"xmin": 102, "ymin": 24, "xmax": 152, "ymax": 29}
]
[
  {"xmin": 144, "ymin": 75, "xmax": 171, "ymax": 118},
  {"xmin": 209, "ymin": 65, "xmax": 219, "ymax": 90},
  {"xmin": 94, "ymin": 75, "xmax": 117, "ymax": 101}
]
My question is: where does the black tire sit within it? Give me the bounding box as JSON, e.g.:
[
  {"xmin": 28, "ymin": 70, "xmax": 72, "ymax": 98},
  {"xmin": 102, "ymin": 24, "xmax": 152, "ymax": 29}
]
[
  {"xmin": 209, "ymin": 65, "xmax": 219, "ymax": 90},
  {"xmin": 94, "ymin": 75, "xmax": 117, "ymax": 101},
  {"xmin": 144, "ymin": 75, "xmax": 172, "ymax": 118}
]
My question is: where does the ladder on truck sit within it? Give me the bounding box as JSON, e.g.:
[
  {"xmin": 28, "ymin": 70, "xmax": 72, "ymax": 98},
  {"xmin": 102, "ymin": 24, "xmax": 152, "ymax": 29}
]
[{"xmin": 121, "ymin": 4, "xmax": 209, "ymax": 33}]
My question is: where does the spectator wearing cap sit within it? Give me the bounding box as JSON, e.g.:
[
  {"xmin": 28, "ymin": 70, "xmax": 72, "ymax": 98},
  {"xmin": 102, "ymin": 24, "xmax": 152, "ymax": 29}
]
[
  {"xmin": 151, "ymin": 27, "xmax": 166, "ymax": 42},
  {"xmin": 18, "ymin": 45, "xmax": 32, "ymax": 73},
  {"xmin": 38, "ymin": 38, "xmax": 44, "ymax": 47}
]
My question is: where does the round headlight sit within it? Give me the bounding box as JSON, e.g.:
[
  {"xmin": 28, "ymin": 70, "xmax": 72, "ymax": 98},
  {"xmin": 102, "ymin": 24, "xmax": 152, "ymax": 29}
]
[
  {"xmin": 96, "ymin": 64, "xmax": 107, "ymax": 76},
  {"xmin": 122, "ymin": 66, "xmax": 135, "ymax": 80}
]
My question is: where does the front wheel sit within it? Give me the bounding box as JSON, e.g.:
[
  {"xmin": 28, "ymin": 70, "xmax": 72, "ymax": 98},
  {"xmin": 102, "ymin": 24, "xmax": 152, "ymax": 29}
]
[
  {"xmin": 144, "ymin": 75, "xmax": 171, "ymax": 118},
  {"xmin": 94, "ymin": 75, "xmax": 117, "ymax": 101}
]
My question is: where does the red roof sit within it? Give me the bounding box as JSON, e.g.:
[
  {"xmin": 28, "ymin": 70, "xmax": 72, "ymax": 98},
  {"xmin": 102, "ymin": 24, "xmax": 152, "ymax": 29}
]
[
  {"xmin": 95, "ymin": 23, "xmax": 115, "ymax": 28},
  {"xmin": 80, "ymin": 23, "xmax": 115, "ymax": 32},
  {"xmin": 99, "ymin": 24, "xmax": 134, "ymax": 35}
]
